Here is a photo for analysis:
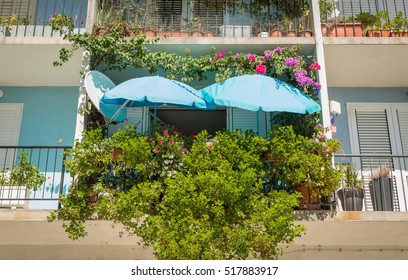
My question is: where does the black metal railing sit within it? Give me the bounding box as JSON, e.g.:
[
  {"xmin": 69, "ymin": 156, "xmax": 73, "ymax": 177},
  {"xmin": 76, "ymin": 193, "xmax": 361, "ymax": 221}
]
[
  {"xmin": 98, "ymin": 0, "xmax": 313, "ymax": 37},
  {"xmin": 320, "ymin": 0, "xmax": 408, "ymax": 37},
  {"xmin": 334, "ymin": 154, "xmax": 408, "ymax": 212},
  {"xmin": 0, "ymin": 146, "xmax": 71, "ymax": 209},
  {"xmin": 0, "ymin": 0, "xmax": 87, "ymax": 37}
]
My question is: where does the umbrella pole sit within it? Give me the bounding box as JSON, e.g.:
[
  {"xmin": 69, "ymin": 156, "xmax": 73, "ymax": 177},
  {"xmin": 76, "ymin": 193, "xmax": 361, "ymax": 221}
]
[
  {"xmin": 107, "ymin": 100, "xmax": 130, "ymax": 125},
  {"xmin": 153, "ymin": 103, "xmax": 157, "ymax": 130}
]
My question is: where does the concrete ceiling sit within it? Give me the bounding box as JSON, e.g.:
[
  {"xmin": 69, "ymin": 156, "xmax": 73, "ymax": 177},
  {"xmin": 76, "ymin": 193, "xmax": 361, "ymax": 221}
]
[
  {"xmin": 324, "ymin": 38, "xmax": 408, "ymax": 88},
  {"xmin": 0, "ymin": 38, "xmax": 83, "ymax": 87}
]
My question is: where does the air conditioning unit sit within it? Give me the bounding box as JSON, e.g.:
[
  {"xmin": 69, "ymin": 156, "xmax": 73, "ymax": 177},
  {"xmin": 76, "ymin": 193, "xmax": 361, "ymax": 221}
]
[{"xmin": 219, "ymin": 25, "xmax": 252, "ymax": 37}]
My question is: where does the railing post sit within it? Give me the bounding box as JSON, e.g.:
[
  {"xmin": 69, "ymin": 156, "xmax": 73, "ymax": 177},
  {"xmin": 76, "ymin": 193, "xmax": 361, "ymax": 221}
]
[{"xmin": 58, "ymin": 148, "xmax": 68, "ymax": 210}]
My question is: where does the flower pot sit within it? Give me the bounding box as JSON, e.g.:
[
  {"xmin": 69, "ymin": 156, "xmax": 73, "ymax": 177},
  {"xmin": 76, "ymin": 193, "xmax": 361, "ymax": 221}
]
[
  {"xmin": 204, "ymin": 31, "xmax": 215, "ymax": 37},
  {"xmin": 337, "ymin": 188, "xmax": 364, "ymax": 211},
  {"xmin": 144, "ymin": 29, "xmax": 155, "ymax": 37},
  {"xmin": 285, "ymin": 30, "xmax": 297, "ymax": 37},
  {"xmin": 321, "ymin": 23, "xmax": 330, "ymax": 37},
  {"xmin": 190, "ymin": 31, "xmax": 203, "ymax": 37},
  {"xmin": 365, "ymin": 30, "xmax": 390, "ymax": 37},
  {"xmin": 390, "ymin": 31, "xmax": 408, "ymax": 37},
  {"xmin": 294, "ymin": 185, "xmax": 320, "ymax": 210},
  {"xmin": 330, "ymin": 23, "xmax": 363, "ymax": 37},
  {"xmin": 298, "ymin": 30, "xmax": 313, "ymax": 37},
  {"xmin": 369, "ymin": 178, "xmax": 393, "ymax": 211},
  {"xmin": 270, "ymin": 29, "xmax": 283, "ymax": 37}
]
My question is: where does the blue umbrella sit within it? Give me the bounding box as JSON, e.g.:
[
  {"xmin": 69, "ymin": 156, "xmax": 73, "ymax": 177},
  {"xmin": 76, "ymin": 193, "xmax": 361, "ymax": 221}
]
[
  {"xmin": 199, "ymin": 74, "xmax": 321, "ymax": 114},
  {"xmin": 101, "ymin": 75, "xmax": 213, "ymax": 109},
  {"xmin": 199, "ymin": 74, "xmax": 321, "ymax": 135}
]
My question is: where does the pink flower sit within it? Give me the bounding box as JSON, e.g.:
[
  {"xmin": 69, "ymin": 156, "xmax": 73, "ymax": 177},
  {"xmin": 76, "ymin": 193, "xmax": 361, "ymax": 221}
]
[
  {"xmin": 158, "ymin": 139, "xmax": 164, "ymax": 143},
  {"xmin": 233, "ymin": 53, "xmax": 240, "ymax": 60},
  {"xmin": 272, "ymin": 47, "xmax": 282, "ymax": 55},
  {"xmin": 246, "ymin": 53, "xmax": 255, "ymax": 62},
  {"xmin": 170, "ymin": 141, "xmax": 174, "ymax": 145},
  {"xmin": 163, "ymin": 129, "xmax": 169, "ymax": 136},
  {"xmin": 264, "ymin": 50, "xmax": 273, "ymax": 59},
  {"xmin": 255, "ymin": 64, "xmax": 267, "ymax": 74},
  {"xmin": 261, "ymin": 58, "xmax": 266, "ymax": 63},
  {"xmin": 284, "ymin": 57, "xmax": 300, "ymax": 67},
  {"xmin": 80, "ymin": 19, "xmax": 85, "ymax": 25},
  {"xmin": 183, "ymin": 148, "xmax": 188, "ymax": 152},
  {"xmin": 313, "ymin": 82, "xmax": 321, "ymax": 92},
  {"xmin": 309, "ymin": 61, "xmax": 321, "ymax": 70},
  {"xmin": 154, "ymin": 148, "xmax": 160, "ymax": 153},
  {"xmin": 49, "ymin": 17, "xmax": 54, "ymax": 21},
  {"xmin": 148, "ymin": 137, "xmax": 154, "ymax": 141},
  {"xmin": 217, "ymin": 51, "xmax": 226, "ymax": 59}
]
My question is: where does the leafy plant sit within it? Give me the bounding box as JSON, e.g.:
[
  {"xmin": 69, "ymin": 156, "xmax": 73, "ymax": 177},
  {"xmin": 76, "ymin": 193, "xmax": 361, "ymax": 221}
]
[
  {"xmin": 318, "ymin": 0, "xmax": 335, "ymax": 22},
  {"xmin": 342, "ymin": 164, "xmax": 362, "ymax": 189},
  {"xmin": 49, "ymin": 13, "xmax": 75, "ymax": 35},
  {"xmin": 48, "ymin": 127, "xmax": 306, "ymax": 259},
  {"xmin": 266, "ymin": 126, "xmax": 343, "ymax": 198},
  {"xmin": 389, "ymin": 11, "xmax": 408, "ymax": 33},
  {"xmin": 0, "ymin": 152, "xmax": 45, "ymax": 190}
]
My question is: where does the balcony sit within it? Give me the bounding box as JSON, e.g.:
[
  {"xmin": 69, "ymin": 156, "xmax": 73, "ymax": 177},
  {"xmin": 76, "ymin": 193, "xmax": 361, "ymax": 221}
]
[
  {"xmin": 0, "ymin": 0, "xmax": 87, "ymax": 37},
  {"xmin": 0, "ymin": 146, "xmax": 71, "ymax": 209},
  {"xmin": 321, "ymin": 0, "xmax": 408, "ymax": 38}
]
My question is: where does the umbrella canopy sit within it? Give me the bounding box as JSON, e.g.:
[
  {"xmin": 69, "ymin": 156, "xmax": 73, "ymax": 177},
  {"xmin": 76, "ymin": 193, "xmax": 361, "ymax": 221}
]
[
  {"xmin": 101, "ymin": 75, "xmax": 214, "ymax": 110},
  {"xmin": 199, "ymin": 74, "xmax": 321, "ymax": 114}
]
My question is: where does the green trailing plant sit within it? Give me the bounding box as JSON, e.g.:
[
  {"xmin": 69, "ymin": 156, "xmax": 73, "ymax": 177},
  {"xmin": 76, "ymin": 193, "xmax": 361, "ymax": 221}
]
[
  {"xmin": 0, "ymin": 152, "xmax": 45, "ymax": 190},
  {"xmin": 48, "ymin": 126, "xmax": 306, "ymax": 259}
]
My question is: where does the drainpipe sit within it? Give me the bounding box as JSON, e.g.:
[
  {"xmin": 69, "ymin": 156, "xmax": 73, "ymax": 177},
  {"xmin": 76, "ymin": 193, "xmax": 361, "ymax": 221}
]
[
  {"xmin": 74, "ymin": 0, "xmax": 99, "ymax": 141},
  {"xmin": 310, "ymin": 0, "xmax": 332, "ymax": 139}
]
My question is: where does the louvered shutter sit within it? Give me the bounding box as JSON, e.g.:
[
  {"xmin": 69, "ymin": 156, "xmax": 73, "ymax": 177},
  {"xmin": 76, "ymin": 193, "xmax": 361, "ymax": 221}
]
[
  {"xmin": 0, "ymin": 103, "xmax": 23, "ymax": 169},
  {"xmin": 0, "ymin": 0, "xmax": 35, "ymax": 19},
  {"xmin": 155, "ymin": 0, "xmax": 183, "ymax": 30},
  {"xmin": 108, "ymin": 107, "xmax": 147, "ymax": 136},
  {"xmin": 395, "ymin": 107, "xmax": 408, "ymax": 168},
  {"xmin": 193, "ymin": 0, "xmax": 223, "ymax": 34},
  {"xmin": 228, "ymin": 107, "xmax": 269, "ymax": 138}
]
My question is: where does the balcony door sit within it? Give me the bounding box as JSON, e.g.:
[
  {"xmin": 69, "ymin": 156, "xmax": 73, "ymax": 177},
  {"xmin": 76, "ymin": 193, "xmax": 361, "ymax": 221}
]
[
  {"xmin": 348, "ymin": 103, "xmax": 408, "ymax": 211},
  {"xmin": 0, "ymin": 103, "xmax": 23, "ymax": 169}
]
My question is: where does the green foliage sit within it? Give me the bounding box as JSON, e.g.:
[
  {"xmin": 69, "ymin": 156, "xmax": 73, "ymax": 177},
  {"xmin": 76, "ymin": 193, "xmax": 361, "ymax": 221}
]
[
  {"xmin": 342, "ymin": 164, "xmax": 362, "ymax": 189},
  {"xmin": 49, "ymin": 127, "xmax": 309, "ymax": 259},
  {"xmin": 389, "ymin": 12, "xmax": 408, "ymax": 32},
  {"xmin": 0, "ymin": 152, "xmax": 45, "ymax": 190},
  {"xmin": 266, "ymin": 126, "xmax": 343, "ymax": 198}
]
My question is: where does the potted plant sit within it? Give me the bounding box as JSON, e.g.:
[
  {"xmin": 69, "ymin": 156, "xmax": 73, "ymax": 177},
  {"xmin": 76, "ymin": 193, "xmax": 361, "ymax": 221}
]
[
  {"xmin": 369, "ymin": 164, "xmax": 393, "ymax": 211},
  {"xmin": 318, "ymin": 0, "xmax": 335, "ymax": 36},
  {"xmin": 266, "ymin": 126, "xmax": 343, "ymax": 210},
  {"xmin": 365, "ymin": 10, "xmax": 390, "ymax": 37},
  {"xmin": 337, "ymin": 164, "xmax": 364, "ymax": 211},
  {"xmin": 389, "ymin": 11, "xmax": 408, "ymax": 37}
]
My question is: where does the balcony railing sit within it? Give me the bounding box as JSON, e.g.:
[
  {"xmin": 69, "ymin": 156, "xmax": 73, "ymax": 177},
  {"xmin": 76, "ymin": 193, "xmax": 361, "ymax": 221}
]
[
  {"xmin": 0, "ymin": 0, "xmax": 87, "ymax": 37},
  {"xmin": 334, "ymin": 154, "xmax": 408, "ymax": 212},
  {"xmin": 321, "ymin": 0, "xmax": 408, "ymax": 37},
  {"xmin": 0, "ymin": 146, "xmax": 71, "ymax": 209},
  {"xmin": 98, "ymin": 0, "xmax": 313, "ymax": 38}
]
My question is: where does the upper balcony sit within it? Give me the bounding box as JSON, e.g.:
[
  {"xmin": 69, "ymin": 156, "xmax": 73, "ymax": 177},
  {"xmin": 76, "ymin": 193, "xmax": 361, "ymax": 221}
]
[
  {"xmin": 0, "ymin": 0, "xmax": 87, "ymax": 38},
  {"xmin": 2, "ymin": 1, "xmax": 407, "ymax": 40}
]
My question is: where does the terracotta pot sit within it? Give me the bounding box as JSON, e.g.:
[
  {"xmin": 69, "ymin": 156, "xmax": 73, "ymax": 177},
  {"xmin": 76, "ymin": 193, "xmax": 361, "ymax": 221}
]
[
  {"xmin": 390, "ymin": 31, "xmax": 408, "ymax": 37},
  {"xmin": 298, "ymin": 30, "xmax": 313, "ymax": 37},
  {"xmin": 285, "ymin": 30, "xmax": 297, "ymax": 37},
  {"xmin": 330, "ymin": 23, "xmax": 363, "ymax": 37},
  {"xmin": 321, "ymin": 23, "xmax": 330, "ymax": 37},
  {"xmin": 144, "ymin": 29, "xmax": 155, "ymax": 37},
  {"xmin": 270, "ymin": 29, "xmax": 283, "ymax": 37},
  {"xmin": 204, "ymin": 31, "xmax": 215, "ymax": 37},
  {"xmin": 190, "ymin": 31, "xmax": 203, "ymax": 37},
  {"xmin": 155, "ymin": 31, "xmax": 172, "ymax": 37},
  {"xmin": 294, "ymin": 185, "xmax": 320, "ymax": 210},
  {"xmin": 365, "ymin": 29, "xmax": 390, "ymax": 37}
]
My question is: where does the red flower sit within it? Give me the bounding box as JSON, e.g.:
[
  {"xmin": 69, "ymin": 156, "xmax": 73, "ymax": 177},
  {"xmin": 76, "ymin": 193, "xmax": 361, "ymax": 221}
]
[
  {"xmin": 163, "ymin": 129, "xmax": 169, "ymax": 136},
  {"xmin": 255, "ymin": 64, "xmax": 267, "ymax": 74},
  {"xmin": 217, "ymin": 51, "xmax": 226, "ymax": 59},
  {"xmin": 309, "ymin": 61, "xmax": 321, "ymax": 70}
]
